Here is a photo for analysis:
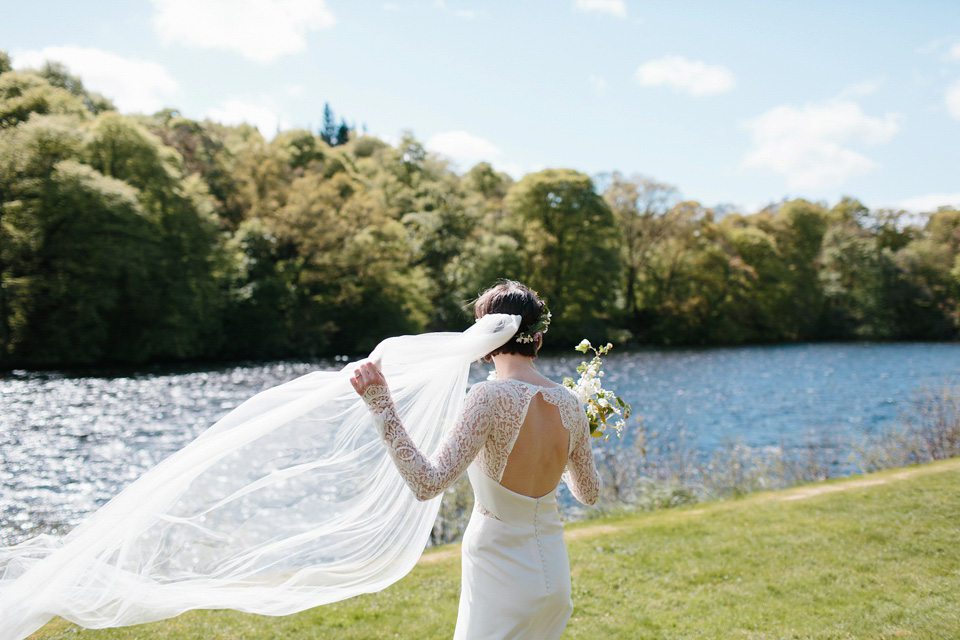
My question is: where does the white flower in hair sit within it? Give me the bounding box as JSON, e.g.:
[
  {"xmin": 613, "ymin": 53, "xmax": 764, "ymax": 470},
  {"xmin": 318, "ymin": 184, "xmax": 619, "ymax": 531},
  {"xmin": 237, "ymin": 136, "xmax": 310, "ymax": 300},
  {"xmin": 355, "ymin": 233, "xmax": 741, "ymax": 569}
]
[{"xmin": 513, "ymin": 304, "xmax": 551, "ymax": 344}]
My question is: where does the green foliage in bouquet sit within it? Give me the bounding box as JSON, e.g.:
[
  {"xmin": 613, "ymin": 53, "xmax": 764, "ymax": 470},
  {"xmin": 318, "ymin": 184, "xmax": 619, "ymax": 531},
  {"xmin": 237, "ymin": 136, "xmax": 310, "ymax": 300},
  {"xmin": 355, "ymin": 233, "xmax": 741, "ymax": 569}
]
[{"xmin": 563, "ymin": 339, "xmax": 631, "ymax": 439}]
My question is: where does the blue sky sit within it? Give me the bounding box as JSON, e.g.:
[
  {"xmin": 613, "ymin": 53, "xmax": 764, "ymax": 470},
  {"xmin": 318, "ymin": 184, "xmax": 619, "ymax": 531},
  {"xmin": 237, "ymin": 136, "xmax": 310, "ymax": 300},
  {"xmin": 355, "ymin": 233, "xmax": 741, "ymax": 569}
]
[{"xmin": 3, "ymin": 0, "xmax": 959, "ymax": 213}]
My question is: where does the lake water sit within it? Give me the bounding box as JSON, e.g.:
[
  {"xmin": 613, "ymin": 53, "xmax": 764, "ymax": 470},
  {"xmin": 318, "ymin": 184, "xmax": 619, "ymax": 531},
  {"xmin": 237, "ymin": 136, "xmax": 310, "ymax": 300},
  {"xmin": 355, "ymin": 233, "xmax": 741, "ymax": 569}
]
[{"xmin": 2, "ymin": 342, "xmax": 959, "ymax": 545}]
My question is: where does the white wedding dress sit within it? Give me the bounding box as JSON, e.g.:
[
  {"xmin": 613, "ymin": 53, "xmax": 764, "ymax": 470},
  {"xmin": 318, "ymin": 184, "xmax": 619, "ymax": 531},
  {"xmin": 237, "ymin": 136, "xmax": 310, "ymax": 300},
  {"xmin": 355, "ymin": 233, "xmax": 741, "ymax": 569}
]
[
  {"xmin": 361, "ymin": 377, "xmax": 601, "ymax": 639},
  {"xmin": 0, "ymin": 314, "xmax": 534, "ymax": 640}
]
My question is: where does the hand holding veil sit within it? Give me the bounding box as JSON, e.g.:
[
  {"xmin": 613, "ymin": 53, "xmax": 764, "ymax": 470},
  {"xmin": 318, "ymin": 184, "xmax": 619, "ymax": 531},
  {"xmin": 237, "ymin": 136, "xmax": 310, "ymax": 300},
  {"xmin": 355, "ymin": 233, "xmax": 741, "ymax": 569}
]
[{"xmin": 0, "ymin": 313, "xmax": 521, "ymax": 640}]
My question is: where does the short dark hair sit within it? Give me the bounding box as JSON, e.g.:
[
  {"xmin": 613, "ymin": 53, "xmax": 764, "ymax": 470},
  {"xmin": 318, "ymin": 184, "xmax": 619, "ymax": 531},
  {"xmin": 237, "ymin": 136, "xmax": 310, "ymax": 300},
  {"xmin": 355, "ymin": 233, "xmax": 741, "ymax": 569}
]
[{"xmin": 474, "ymin": 280, "xmax": 545, "ymax": 358}]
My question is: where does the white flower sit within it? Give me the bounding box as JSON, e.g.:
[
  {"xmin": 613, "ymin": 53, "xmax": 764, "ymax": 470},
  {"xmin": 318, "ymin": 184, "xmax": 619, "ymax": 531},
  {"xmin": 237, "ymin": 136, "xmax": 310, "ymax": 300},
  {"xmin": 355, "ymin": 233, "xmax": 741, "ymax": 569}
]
[{"xmin": 564, "ymin": 336, "xmax": 631, "ymax": 441}]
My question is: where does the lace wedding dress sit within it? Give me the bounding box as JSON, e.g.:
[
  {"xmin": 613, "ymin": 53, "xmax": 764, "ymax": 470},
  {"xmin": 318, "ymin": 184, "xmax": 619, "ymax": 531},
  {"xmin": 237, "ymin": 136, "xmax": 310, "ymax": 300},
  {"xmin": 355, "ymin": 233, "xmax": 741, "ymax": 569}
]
[
  {"xmin": 362, "ymin": 376, "xmax": 601, "ymax": 639},
  {"xmin": 0, "ymin": 314, "xmax": 526, "ymax": 640}
]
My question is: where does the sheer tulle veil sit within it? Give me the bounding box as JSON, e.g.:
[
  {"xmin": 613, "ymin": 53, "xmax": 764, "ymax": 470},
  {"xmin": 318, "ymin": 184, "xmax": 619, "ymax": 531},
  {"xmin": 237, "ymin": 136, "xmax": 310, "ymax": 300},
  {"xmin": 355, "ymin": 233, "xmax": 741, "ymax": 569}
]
[{"xmin": 0, "ymin": 313, "xmax": 522, "ymax": 639}]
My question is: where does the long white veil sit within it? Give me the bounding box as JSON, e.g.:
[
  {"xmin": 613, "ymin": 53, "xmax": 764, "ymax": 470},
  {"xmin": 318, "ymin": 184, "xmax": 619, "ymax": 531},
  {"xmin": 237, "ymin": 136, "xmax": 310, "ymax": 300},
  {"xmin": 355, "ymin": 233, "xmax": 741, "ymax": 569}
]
[{"xmin": 0, "ymin": 313, "xmax": 521, "ymax": 639}]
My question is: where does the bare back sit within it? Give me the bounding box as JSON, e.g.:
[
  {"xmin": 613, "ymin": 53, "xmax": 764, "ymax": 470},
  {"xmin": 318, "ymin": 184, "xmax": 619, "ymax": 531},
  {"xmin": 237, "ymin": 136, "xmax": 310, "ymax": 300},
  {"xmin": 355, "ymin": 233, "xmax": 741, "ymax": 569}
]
[
  {"xmin": 467, "ymin": 378, "xmax": 599, "ymax": 507},
  {"xmin": 360, "ymin": 374, "xmax": 601, "ymax": 506},
  {"xmin": 499, "ymin": 391, "xmax": 570, "ymax": 498}
]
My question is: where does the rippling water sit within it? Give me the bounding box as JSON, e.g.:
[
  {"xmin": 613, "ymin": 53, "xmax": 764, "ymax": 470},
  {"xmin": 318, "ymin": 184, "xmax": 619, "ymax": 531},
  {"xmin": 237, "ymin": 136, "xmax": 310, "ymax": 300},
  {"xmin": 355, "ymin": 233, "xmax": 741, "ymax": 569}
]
[{"xmin": 2, "ymin": 343, "xmax": 959, "ymax": 545}]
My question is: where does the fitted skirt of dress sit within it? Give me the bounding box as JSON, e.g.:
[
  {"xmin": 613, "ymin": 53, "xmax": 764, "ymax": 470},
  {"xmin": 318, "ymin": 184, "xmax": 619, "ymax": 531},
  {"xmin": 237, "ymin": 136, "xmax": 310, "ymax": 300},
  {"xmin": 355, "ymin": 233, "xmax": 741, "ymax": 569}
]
[{"xmin": 453, "ymin": 465, "xmax": 573, "ymax": 639}]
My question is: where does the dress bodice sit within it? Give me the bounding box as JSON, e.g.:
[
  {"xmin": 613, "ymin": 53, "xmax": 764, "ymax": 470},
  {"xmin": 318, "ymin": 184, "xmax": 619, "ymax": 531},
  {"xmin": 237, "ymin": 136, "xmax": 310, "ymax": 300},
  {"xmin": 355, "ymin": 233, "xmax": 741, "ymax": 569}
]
[
  {"xmin": 473, "ymin": 379, "xmax": 583, "ymax": 480},
  {"xmin": 361, "ymin": 378, "xmax": 601, "ymax": 505}
]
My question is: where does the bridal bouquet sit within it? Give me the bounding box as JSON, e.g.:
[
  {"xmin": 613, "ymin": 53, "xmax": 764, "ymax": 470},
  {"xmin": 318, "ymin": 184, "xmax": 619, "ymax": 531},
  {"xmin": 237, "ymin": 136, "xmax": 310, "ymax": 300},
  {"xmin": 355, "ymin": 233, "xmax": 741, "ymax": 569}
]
[{"xmin": 563, "ymin": 339, "xmax": 631, "ymax": 440}]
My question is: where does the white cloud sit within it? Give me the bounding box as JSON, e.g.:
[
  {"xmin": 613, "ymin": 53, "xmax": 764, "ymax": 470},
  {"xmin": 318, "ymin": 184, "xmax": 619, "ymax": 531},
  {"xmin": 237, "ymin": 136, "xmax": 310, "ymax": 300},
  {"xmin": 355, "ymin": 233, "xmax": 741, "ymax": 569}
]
[
  {"xmin": 152, "ymin": 0, "xmax": 335, "ymax": 64},
  {"xmin": 497, "ymin": 161, "xmax": 544, "ymax": 180},
  {"xmin": 203, "ymin": 98, "xmax": 289, "ymax": 137},
  {"xmin": 425, "ymin": 130, "xmax": 501, "ymax": 168},
  {"xmin": 13, "ymin": 46, "xmax": 178, "ymax": 114},
  {"xmin": 741, "ymin": 99, "xmax": 900, "ymax": 190},
  {"xmin": 920, "ymin": 39, "xmax": 960, "ymax": 62},
  {"xmin": 634, "ymin": 55, "xmax": 735, "ymax": 96},
  {"xmin": 424, "ymin": 130, "xmax": 540, "ymax": 178},
  {"xmin": 917, "ymin": 37, "xmax": 946, "ymax": 56},
  {"xmin": 574, "ymin": 0, "xmax": 627, "ymax": 18},
  {"xmin": 431, "ymin": 2, "xmax": 477, "ymax": 19},
  {"xmin": 839, "ymin": 78, "xmax": 883, "ymax": 99},
  {"xmin": 894, "ymin": 192, "xmax": 960, "ymax": 213},
  {"xmin": 588, "ymin": 74, "xmax": 608, "ymax": 96},
  {"xmin": 946, "ymin": 80, "xmax": 960, "ymax": 120},
  {"xmin": 378, "ymin": 132, "xmax": 400, "ymax": 148},
  {"xmin": 383, "ymin": 2, "xmax": 400, "ymax": 10}
]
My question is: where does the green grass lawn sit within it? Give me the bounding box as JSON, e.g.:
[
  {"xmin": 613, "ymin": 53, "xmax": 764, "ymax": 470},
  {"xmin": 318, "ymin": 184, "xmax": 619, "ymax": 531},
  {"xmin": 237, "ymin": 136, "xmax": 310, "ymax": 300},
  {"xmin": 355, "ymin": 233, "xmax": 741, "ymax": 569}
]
[{"xmin": 30, "ymin": 458, "xmax": 960, "ymax": 639}]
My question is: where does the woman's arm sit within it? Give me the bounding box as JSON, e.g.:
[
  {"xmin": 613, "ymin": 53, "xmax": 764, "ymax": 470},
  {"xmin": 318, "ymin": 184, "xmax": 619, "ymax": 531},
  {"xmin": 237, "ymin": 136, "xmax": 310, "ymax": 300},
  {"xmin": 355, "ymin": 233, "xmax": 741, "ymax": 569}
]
[
  {"xmin": 351, "ymin": 362, "xmax": 493, "ymax": 501},
  {"xmin": 562, "ymin": 408, "xmax": 601, "ymax": 505}
]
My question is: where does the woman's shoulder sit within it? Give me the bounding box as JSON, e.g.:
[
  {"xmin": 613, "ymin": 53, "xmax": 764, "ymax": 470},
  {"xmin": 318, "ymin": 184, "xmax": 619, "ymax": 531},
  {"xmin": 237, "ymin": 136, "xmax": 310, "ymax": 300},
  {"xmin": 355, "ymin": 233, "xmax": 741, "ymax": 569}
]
[
  {"xmin": 474, "ymin": 378, "xmax": 577, "ymax": 401},
  {"xmin": 467, "ymin": 379, "xmax": 509, "ymax": 398},
  {"xmin": 466, "ymin": 379, "xmax": 503, "ymax": 400},
  {"xmin": 467, "ymin": 378, "xmax": 530, "ymax": 398}
]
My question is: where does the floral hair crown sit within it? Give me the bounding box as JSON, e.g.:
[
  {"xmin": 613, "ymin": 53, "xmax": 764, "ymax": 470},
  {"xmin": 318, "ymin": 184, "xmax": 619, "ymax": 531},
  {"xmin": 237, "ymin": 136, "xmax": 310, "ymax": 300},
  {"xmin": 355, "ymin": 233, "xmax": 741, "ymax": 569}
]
[{"xmin": 514, "ymin": 302, "xmax": 551, "ymax": 344}]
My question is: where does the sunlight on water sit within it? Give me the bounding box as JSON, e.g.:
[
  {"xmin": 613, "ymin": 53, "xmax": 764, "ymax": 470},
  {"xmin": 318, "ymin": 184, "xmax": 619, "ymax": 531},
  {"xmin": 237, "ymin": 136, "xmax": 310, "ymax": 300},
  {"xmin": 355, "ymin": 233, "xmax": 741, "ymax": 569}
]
[{"xmin": 2, "ymin": 343, "xmax": 959, "ymax": 545}]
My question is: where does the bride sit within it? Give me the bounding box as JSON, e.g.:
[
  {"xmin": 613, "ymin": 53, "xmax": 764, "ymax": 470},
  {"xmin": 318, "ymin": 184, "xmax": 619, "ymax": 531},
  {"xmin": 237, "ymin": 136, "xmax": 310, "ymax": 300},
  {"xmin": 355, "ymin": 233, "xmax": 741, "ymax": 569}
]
[
  {"xmin": 0, "ymin": 280, "xmax": 599, "ymax": 640},
  {"xmin": 352, "ymin": 280, "xmax": 600, "ymax": 638}
]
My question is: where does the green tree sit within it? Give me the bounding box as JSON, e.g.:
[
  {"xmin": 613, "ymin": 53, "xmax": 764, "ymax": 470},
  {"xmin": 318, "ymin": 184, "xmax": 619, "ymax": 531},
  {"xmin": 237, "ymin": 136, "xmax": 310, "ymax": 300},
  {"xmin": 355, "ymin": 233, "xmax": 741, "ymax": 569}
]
[
  {"xmin": 818, "ymin": 222, "xmax": 895, "ymax": 339},
  {"xmin": 449, "ymin": 163, "xmax": 521, "ymax": 313},
  {"xmin": 84, "ymin": 112, "xmax": 226, "ymax": 359},
  {"xmin": 38, "ymin": 61, "xmax": 114, "ymax": 115},
  {"xmin": 893, "ymin": 209, "xmax": 960, "ymax": 338},
  {"xmin": 601, "ymin": 172, "xmax": 679, "ymax": 331},
  {"xmin": 226, "ymin": 126, "xmax": 295, "ymax": 222},
  {"xmin": 320, "ymin": 103, "xmax": 336, "ymax": 145},
  {"xmin": 265, "ymin": 168, "xmax": 430, "ymax": 353},
  {"xmin": 0, "ymin": 114, "xmax": 86, "ymax": 360},
  {"xmin": 320, "ymin": 103, "xmax": 353, "ymax": 147},
  {"xmin": 0, "ymin": 113, "xmax": 165, "ymax": 364},
  {"xmin": 220, "ymin": 218, "xmax": 292, "ymax": 357},
  {"xmin": 153, "ymin": 115, "xmax": 245, "ymax": 225},
  {"xmin": 335, "ymin": 119, "xmax": 351, "ymax": 146},
  {"xmin": 719, "ymin": 215, "xmax": 794, "ymax": 341},
  {"xmin": 626, "ymin": 201, "xmax": 755, "ymax": 344},
  {"xmin": 773, "ymin": 199, "xmax": 830, "ymax": 339},
  {"xmin": 19, "ymin": 161, "xmax": 165, "ymax": 364},
  {"xmin": 504, "ymin": 169, "xmax": 622, "ymax": 343},
  {"xmin": 401, "ymin": 170, "xmax": 477, "ymax": 328},
  {"xmin": 0, "ymin": 71, "xmax": 88, "ymax": 129}
]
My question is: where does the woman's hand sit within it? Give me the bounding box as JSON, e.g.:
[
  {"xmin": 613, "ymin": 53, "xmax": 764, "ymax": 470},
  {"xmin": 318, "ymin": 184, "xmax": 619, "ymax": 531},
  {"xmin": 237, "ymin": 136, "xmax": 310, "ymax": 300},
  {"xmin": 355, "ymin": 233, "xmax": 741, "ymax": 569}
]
[{"xmin": 350, "ymin": 361, "xmax": 387, "ymax": 397}]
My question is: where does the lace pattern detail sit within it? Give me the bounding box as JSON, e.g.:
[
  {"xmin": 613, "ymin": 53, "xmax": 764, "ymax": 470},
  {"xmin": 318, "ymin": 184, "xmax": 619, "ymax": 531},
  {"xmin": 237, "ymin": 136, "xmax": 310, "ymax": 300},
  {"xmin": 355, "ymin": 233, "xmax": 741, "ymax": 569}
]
[
  {"xmin": 559, "ymin": 402, "xmax": 601, "ymax": 505},
  {"xmin": 361, "ymin": 383, "xmax": 495, "ymax": 501},
  {"xmin": 491, "ymin": 381, "xmax": 601, "ymax": 506},
  {"xmin": 360, "ymin": 380, "xmax": 601, "ymax": 505},
  {"xmin": 474, "ymin": 502, "xmax": 501, "ymax": 521}
]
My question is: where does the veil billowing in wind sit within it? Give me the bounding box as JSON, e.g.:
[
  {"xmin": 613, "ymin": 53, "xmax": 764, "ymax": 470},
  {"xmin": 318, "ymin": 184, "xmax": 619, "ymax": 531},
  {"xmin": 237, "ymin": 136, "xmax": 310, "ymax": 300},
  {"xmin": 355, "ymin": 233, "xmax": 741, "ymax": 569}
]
[{"xmin": 0, "ymin": 313, "xmax": 522, "ymax": 639}]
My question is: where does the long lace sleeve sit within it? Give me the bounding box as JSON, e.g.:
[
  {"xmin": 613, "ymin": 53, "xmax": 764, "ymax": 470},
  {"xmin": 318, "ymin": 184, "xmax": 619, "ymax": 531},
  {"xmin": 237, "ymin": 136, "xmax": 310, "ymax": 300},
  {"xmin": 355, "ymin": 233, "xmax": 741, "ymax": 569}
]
[
  {"xmin": 361, "ymin": 382, "xmax": 494, "ymax": 501},
  {"xmin": 562, "ymin": 407, "xmax": 601, "ymax": 505}
]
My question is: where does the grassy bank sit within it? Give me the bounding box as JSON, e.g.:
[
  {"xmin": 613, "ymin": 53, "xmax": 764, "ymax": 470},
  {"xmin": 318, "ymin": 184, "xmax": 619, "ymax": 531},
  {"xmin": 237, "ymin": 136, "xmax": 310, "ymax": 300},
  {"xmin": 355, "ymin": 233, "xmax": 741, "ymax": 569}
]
[{"xmin": 31, "ymin": 458, "xmax": 960, "ymax": 639}]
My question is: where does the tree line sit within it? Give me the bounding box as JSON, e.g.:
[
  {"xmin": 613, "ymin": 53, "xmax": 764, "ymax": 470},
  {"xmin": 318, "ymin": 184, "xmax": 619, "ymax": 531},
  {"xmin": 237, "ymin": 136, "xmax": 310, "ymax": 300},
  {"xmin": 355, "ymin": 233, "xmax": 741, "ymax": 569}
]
[{"xmin": 1, "ymin": 53, "xmax": 958, "ymax": 368}]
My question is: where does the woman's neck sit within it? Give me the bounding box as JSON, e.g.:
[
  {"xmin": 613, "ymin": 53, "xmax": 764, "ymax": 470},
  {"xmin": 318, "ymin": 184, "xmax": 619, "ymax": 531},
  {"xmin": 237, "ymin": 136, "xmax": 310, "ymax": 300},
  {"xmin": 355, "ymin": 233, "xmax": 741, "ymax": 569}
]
[{"xmin": 491, "ymin": 354, "xmax": 540, "ymax": 381}]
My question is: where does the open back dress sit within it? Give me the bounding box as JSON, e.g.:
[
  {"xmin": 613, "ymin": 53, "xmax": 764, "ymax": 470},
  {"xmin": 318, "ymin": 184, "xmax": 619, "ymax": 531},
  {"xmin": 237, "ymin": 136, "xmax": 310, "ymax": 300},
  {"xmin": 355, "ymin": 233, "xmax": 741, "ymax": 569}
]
[{"xmin": 361, "ymin": 377, "xmax": 601, "ymax": 639}]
